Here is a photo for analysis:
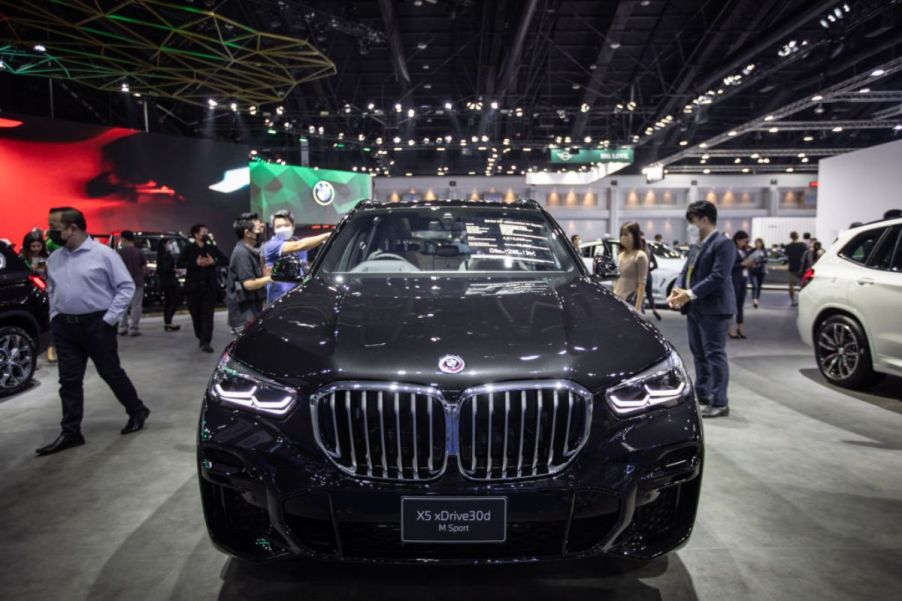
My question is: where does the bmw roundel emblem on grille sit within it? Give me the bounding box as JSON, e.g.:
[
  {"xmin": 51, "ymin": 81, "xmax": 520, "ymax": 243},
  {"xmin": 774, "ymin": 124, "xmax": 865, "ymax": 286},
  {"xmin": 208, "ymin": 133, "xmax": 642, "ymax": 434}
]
[{"xmin": 438, "ymin": 354, "xmax": 465, "ymax": 374}]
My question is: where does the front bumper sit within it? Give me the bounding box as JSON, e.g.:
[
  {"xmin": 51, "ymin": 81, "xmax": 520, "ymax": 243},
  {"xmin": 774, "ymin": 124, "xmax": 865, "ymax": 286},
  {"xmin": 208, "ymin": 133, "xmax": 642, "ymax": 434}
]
[{"xmin": 197, "ymin": 394, "xmax": 703, "ymax": 564}]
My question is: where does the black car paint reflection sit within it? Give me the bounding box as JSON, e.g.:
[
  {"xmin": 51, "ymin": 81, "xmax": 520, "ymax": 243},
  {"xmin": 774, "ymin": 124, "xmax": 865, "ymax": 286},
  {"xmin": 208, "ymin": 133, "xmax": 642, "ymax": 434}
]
[{"xmin": 197, "ymin": 200, "xmax": 703, "ymax": 565}]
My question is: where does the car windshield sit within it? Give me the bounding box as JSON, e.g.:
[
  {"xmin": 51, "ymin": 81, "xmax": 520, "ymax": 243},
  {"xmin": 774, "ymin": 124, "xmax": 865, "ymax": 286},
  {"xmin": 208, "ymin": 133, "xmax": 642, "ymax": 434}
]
[
  {"xmin": 319, "ymin": 206, "xmax": 578, "ymax": 275},
  {"xmin": 647, "ymin": 242, "xmax": 683, "ymax": 259}
]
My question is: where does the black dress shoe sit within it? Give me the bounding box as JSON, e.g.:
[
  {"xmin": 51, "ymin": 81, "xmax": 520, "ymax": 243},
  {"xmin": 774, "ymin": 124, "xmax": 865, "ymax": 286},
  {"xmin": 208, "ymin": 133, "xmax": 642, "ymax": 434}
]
[
  {"xmin": 164, "ymin": 324, "xmax": 181, "ymax": 332},
  {"xmin": 121, "ymin": 407, "xmax": 150, "ymax": 435},
  {"xmin": 200, "ymin": 344, "xmax": 214, "ymax": 353},
  {"xmin": 36, "ymin": 433, "xmax": 85, "ymax": 456},
  {"xmin": 702, "ymin": 406, "xmax": 730, "ymax": 418}
]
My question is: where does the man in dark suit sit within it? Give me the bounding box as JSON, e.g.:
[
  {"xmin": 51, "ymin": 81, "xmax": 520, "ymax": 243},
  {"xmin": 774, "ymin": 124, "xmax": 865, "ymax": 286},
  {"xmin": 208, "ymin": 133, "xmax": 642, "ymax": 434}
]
[{"xmin": 667, "ymin": 201, "xmax": 737, "ymax": 418}]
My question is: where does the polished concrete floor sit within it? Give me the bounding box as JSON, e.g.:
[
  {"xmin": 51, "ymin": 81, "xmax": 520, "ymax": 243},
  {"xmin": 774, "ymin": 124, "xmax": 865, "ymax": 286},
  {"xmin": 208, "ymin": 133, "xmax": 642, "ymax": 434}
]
[{"xmin": 1, "ymin": 291, "xmax": 900, "ymax": 601}]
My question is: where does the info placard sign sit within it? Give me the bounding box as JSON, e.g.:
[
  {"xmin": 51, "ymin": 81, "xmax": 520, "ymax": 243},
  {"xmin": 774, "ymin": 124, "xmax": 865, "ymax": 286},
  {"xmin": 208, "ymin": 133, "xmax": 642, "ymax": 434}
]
[
  {"xmin": 401, "ymin": 497, "xmax": 507, "ymax": 543},
  {"xmin": 549, "ymin": 148, "xmax": 634, "ymax": 164}
]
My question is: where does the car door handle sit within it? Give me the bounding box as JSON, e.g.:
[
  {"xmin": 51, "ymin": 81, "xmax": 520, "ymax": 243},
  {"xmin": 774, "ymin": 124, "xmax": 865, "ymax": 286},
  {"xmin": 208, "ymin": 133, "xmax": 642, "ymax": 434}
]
[{"xmin": 856, "ymin": 277, "xmax": 875, "ymax": 286}]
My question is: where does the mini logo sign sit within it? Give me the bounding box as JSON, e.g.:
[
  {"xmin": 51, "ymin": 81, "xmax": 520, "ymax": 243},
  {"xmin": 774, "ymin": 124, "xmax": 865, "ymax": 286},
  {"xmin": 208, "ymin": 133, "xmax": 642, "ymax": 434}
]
[
  {"xmin": 313, "ymin": 180, "xmax": 335, "ymax": 206},
  {"xmin": 438, "ymin": 355, "xmax": 465, "ymax": 374}
]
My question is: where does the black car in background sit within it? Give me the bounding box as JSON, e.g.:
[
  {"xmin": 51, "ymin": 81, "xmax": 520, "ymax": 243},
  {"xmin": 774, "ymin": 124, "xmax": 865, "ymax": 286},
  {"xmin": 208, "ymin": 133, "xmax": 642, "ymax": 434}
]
[
  {"xmin": 198, "ymin": 199, "xmax": 703, "ymax": 564},
  {"xmin": 0, "ymin": 243, "xmax": 50, "ymax": 398},
  {"xmin": 106, "ymin": 231, "xmax": 228, "ymax": 306}
]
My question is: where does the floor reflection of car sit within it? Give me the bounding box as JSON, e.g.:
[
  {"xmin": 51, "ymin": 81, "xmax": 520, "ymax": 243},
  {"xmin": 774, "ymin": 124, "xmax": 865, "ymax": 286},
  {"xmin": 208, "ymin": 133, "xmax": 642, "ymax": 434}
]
[
  {"xmin": 798, "ymin": 217, "xmax": 902, "ymax": 389},
  {"xmin": 198, "ymin": 199, "xmax": 703, "ymax": 564},
  {"xmin": 579, "ymin": 238, "xmax": 686, "ymax": 302},
  {"xmin": 0, "ymin": 243, "xmax": 50, "ymax": 398}
]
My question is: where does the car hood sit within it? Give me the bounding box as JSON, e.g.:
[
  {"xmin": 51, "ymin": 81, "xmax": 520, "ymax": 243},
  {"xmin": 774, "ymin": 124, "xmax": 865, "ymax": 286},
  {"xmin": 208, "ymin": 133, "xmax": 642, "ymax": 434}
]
[{"xmin": 233, "ymin": 275, "xmax": 669, "ymax": 393}]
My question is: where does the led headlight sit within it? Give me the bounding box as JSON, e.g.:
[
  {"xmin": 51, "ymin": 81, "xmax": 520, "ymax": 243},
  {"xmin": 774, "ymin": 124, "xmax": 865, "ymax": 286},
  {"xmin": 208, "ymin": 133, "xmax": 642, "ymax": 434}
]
[
  {"xmin": 605, "ymin": 348, "xmax": 690, "ymax": 416},
  {"xmin": 209, "ymin": 351, "xmax": 297, "ymax": 416}
]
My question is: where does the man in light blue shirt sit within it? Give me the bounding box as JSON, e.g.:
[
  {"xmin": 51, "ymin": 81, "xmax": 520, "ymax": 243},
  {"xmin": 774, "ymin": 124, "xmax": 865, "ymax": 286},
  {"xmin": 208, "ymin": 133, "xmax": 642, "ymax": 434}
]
[
  {"xmin": 262, "ymin": 210, "xmax": 330, "ymax": 303},
  {"xmin": 36, "ymin": 207, "xmax": 150, "ymax": 456}
]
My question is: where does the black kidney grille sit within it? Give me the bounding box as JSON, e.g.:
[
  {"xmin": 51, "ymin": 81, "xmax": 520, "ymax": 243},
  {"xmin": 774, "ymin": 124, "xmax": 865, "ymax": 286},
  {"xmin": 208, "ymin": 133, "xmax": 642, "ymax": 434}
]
[
  {"xmin": 458, "ymin": 386, "xmax": 591, "ymax": 480},
  {"xmin": 313, "ymin": 388, "xmax": 446, "ymax": 481}
]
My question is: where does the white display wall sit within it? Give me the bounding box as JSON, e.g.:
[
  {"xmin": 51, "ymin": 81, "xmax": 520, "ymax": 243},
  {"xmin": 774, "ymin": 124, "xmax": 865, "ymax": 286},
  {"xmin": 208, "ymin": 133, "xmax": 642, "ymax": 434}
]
[{"xmin": 817, "ymin": 139, "xmax": 902, "ymax": 243}]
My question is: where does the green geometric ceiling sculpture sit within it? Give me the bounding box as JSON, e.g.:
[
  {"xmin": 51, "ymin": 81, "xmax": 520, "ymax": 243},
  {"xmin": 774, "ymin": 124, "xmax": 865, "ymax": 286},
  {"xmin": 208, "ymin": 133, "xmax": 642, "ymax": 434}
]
[{"xmin": 0, "ymin": 0, "xmax": 336, "ymax": 107}]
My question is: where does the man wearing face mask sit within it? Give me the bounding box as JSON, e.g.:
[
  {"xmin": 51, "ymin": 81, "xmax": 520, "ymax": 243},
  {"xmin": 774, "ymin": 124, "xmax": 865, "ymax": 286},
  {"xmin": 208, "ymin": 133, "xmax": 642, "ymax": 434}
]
[
  {"xmin": 226, "ymin": 212, "xmax": 272, "ymax": 335},
  {"xmin": 36, "ymin": 207, "xmax": 150, "ymax": 456},
  {"xmin": 179, "ymin": 223, "xmax": 228, "ymax": 353},
  {"xmin": 262, "ymin": 210, "xmax": 331, "ymax": 303},
  {"xmin": 667, "ymin": 201, "xmax": 736, "ymax": 418}
]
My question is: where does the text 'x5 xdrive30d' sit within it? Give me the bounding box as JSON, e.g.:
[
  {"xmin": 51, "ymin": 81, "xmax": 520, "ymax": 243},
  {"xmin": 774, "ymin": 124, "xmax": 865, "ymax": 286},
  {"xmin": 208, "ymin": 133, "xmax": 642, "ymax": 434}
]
[{"xmin": 198, "ymin": 199, "xmax": 703, "ymax": 564}]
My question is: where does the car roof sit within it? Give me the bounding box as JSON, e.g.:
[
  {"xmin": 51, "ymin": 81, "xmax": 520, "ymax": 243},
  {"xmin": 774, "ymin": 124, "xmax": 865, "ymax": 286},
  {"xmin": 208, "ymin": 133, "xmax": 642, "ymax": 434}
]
[
  {"xmin": 353, "ymin": 198, "xmax": 542, "ymax": 212},
  {"xmin": 836, "ymin": 217, "xmax": 902, "ymax": 245}
]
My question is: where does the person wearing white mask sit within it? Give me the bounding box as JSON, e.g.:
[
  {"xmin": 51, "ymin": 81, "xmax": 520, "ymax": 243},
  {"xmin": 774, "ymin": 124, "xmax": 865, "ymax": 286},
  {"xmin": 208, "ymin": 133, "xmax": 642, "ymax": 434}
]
[
  {"xmin": 262, "ymin": 210, "xmax": 331, "ymax": 303},
  {"xmin": 667, "ymin": 200, "xmax": 736, "ymax": 418}
]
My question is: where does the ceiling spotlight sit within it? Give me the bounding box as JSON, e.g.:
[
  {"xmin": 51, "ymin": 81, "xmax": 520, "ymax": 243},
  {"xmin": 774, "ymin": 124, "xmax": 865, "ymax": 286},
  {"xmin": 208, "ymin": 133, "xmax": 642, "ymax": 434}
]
[
  {"xmin": 490, "ymin": 100, "xmax": 499, "ymax": 110},
  {"xmin": 786, "ymin": 167, "xmax": 794, "ymax": 173},
  {"xmin": 679, "ymin": 140, "xmax": 688, "ymax": 146},
  {"xmin": 407, "ymin": 108, "xmax": 415, "ymax": 118},
  {"xmin": 580, "ymin": 103, "xmax": 590, "ymax": 113},
  {"xmin": 832, "ymin": 126, "xmax": 843, "ymax": 132},
  {"xmin": 207, "ymin": 98, "xmax": 218, "ymax": 108},
  {"xmin": 34, "ymin": 44, "xmax": 46, "ymax": 52},
  {"xmin": 895, "ymin": 124, "xmax": 902, "ymax": 131},
  {"xmin": 394, "ymin": 103, "xmax": 403, "ymax": 113},
  {"xmin": 764, "ymin": 115, "xmax": 775, "ymax": 122},
  {"xmin": 734, "ymin": 158, "xmax": 742, "ymax": 164},
  {"xmin": 230, "ymin": 102, "xmax": 238, "ymax": 112},
  {"xmin": 741, "ymin": 168, "xmax": 750, "ymax": 173},
  {"xmin": 442, "ymin": 101, "xmax": 453, "ymax": 111},
  {"xmin": 417, "ymin": 41, "xmax": 428, "ymax": 50},
  {"xmin": 811, "ymin": 95, "xmax": 824, "ymax": 102},
  {"xmin": 803, "ymin": 135, "xmax": 814, "ymax": 141},
  {"xmin": 120, "ymin": 82, "xmax": 130, "ymax": 93},
  {"xmin": 858, "ymin": 88, "xmax": 870, "ymax": 94},
  {"xmin": 801, "ymin": 157, "xmax": 810, "ymax": 163},
  {"xmin": 276, "ymin": 105, "xmax": 284, "ymax": 115},
  {"xmin": 610, "ymin": 42, "xmax": 621, "ymax": 49},
  {"xmin": 728, "ymin": 131, "xmax": 737, "ymax": 136},
  {"xmin": 703, "ymin": 168, "xmax": 711, "ymax": 174},
  {"xmin": 249, "ymin": 105, "xmax": 257, "ymax": 114},
  {"xmin": 408, "ymin": 139, "xmax": 415, "ymax": 146},
  {"xmin": 871, "ymin": 69, "xmax": 886, "ymax": 77},
  {"xmin": 481, "ymin": 135, "xmax": 489, "ymax": 142},
  {"xmin": 367, "ymin": 102, "xmax": 375, "ymax": 111},
  {"xmin": 768, "ymin": 127, "xmax": 780, "ymax": 133},
  {"xmin": 358, "ymin": 134, "xmax": 365, "ymax": 141},
  {"xmin": 584, "ymin": 136, "xmax": 592, "ymax": 143},
  {"xmin": 393, "ymin": 136, "xmax": 401, "ymax": 143},
  {"xmin": 751, "ymin": 153, "xmax": 760, "ymax": 159}
]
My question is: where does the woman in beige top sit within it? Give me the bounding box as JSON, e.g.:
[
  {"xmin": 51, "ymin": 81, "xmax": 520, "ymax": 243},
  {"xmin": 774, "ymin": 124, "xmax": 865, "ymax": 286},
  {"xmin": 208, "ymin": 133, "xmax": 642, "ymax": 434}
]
[{"xmin": 613, "ymin": 221, "xmax": 649, "ymax": 312}]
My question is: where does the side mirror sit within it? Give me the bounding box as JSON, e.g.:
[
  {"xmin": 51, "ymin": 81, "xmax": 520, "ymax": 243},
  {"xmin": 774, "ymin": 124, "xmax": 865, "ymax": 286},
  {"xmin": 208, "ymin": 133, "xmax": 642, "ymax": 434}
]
[
  {"xmin": 593, "ymin": 256, "xmax": 620, "ymax": 280},
  {"xmin": 272, "ymin": 256, "xmax": 308, "ymax": 283}
]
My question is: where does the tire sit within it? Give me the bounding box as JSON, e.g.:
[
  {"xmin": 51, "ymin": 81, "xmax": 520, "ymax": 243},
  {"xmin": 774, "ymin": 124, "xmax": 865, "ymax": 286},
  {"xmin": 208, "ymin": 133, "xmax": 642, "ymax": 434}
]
[
  {"xmin": 0, "ymin": 325, "xmax": 37, "ymax": 398},
  {"xmin": 814, "ymin": 315, "xmax": 878, "ymax": 389}
]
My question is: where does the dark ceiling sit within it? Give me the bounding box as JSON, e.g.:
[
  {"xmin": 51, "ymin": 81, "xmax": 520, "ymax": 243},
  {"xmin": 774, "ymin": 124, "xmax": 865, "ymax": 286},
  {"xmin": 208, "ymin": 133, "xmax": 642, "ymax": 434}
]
[{"xmin": 2, "ymin": 0, "xmax": 901, "ymax": 177}]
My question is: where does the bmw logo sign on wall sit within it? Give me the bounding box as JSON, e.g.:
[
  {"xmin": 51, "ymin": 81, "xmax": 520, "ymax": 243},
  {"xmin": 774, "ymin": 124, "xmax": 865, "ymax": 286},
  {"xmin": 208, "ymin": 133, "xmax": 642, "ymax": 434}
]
[
  {"xmin": 438, "ymin": 355, "xmax": 466, "ymax": 374},
  {"xmin": 312, "ymin": 180, "xmax": 335, "ymax": 206}
]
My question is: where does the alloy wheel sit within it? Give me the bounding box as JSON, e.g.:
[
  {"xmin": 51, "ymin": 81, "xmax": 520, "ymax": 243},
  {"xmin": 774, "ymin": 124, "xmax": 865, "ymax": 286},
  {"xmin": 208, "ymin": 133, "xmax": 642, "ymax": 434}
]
[
  {"xmin": 816, "ymin": 322, "xmax": 860, "ymax": 380},
  {"xmin": 0, "ymin": 333, "xmax": 34, "ymax": 390}
]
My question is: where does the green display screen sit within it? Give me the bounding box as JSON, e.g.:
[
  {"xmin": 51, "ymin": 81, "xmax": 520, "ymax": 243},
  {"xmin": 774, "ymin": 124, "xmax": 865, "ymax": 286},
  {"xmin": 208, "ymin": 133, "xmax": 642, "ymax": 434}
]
[{"xmin": 250, "ymin": 163, "xmax": 372, "ymax": 225}]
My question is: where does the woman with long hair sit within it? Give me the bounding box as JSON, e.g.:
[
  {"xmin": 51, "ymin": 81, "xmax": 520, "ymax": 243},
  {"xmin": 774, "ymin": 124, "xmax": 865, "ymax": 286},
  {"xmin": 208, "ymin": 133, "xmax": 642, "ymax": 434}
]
[
  {"xmin": 748, "ymin": 237, "xmax": 768, "ymax": 309},
  {"xmin": 19, "ymin": 231, "xmax": 48, "ymax": 275},
  {"xmin": 613, "ymin": 221, "xmax": 649, "ymax": 313},
  {"xmin": 729, "ymin": 230, "xmax": 754, "ymax": 338}
]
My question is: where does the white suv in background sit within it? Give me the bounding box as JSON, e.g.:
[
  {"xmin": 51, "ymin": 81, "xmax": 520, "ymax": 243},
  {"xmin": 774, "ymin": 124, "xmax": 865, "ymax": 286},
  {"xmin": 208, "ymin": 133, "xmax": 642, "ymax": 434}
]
[{"xmin": 797, "ymin": 217, "xmax": 902, "ymax": 389}]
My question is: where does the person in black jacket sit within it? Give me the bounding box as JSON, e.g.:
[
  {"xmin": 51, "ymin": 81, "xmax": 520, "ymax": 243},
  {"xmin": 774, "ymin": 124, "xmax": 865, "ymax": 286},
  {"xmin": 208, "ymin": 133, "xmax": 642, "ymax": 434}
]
[
  {"xmin": 179, "ymin": 224, "xmax": 228, "ymax": 352},
  {"xmin": 667, "ymin": 201, "xmax": 737, "ymax": 419},
  {"xmin": 728, "ymin": 231, "xmax": 754, "ymax": 339},
  {"xmin": 156, "ymin": 239, "xmax": 182, "ymax": 332}
]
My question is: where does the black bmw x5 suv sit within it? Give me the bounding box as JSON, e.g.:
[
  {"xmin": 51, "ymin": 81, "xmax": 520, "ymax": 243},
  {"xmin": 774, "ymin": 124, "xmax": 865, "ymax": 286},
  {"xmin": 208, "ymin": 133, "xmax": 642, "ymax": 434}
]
[{"xmin": 198, "ymin": 199, "xmax": 703, "ymax": 564}]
